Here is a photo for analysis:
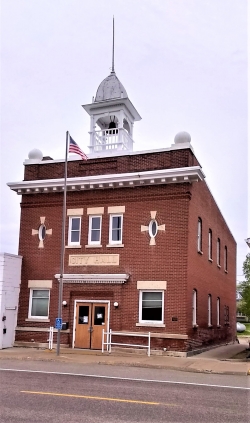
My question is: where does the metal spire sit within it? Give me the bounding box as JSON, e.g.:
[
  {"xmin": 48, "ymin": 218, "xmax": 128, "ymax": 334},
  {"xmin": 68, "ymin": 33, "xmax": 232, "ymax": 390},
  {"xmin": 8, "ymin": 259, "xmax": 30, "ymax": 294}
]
[{"xmin": 111, "ymin": 16, "xmax": 115, "ymax": 73}]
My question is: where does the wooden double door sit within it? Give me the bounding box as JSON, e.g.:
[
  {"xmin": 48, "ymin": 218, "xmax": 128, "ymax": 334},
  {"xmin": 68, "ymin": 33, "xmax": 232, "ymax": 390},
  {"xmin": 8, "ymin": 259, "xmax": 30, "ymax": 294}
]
[{"xmin": 74, "ymin": 302, "xmax": 108, "ymax": 350}]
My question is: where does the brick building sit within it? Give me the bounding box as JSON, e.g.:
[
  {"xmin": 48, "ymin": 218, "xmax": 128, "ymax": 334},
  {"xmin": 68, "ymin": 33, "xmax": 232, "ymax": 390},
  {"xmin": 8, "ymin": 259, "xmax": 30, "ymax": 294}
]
[{"xmin": 8, "ymin": 63, "xmax": 236, "ymax": 355}]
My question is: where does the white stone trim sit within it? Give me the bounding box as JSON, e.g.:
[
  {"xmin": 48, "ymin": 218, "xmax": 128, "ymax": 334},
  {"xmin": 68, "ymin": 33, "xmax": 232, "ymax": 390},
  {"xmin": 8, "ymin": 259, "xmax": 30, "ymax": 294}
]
[
  {"xmin": 67, "ymin": 208, "xmax": 84, "ymax": 216},
  {"xmin": 137, "ymin": 281, "xmax": 167, "ymax": 290},
  {"xmin": 8, "ymin": 166, "xmax": 205, "ymax": 195},
  {"xmin": 87, "ymin": 207, "xmax": 104, "ymax": 215},
  {"xmin": 108, "ymin": 206, "xmax": 125, "ymax": 214},
  {"xmin": 28, "ymin": 280, "xmax": 52, "ymax": 289},
  {"xmin": 54, "ymin": 273, "xmax": 129, "ymax": 284}
]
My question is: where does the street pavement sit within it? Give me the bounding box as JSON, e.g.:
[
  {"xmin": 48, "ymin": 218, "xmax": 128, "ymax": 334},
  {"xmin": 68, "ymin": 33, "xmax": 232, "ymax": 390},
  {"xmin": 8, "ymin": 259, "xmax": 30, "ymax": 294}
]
[
  {"xmin": 0, "ymin": 367, "xmax": 249, "ymax": 422},
  {"xmin": 0, "ymin": 338, "xmax": 249, "ymax": 375}
]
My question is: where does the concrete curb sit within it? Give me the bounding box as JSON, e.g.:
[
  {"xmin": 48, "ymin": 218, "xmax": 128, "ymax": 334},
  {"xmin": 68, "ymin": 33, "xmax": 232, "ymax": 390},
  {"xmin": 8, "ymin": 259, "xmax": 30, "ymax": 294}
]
[{"xmin": 0, "ymin": 347, "xmax": 248, "ymax": 376}]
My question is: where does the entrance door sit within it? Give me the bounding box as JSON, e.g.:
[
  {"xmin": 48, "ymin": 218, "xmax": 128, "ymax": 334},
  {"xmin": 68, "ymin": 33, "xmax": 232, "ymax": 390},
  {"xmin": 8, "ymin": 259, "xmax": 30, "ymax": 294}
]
[{"xmin": 74, "ymin": 302, "xmax": 108, "ymax": 350}]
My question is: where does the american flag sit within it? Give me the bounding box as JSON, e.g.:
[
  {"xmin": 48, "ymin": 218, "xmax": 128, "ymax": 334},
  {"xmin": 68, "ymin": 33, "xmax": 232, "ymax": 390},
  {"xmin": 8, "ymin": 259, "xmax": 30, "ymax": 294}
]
[{"xmin": 69, "ymin": 135, "xmax": 87, "ymax": 160}]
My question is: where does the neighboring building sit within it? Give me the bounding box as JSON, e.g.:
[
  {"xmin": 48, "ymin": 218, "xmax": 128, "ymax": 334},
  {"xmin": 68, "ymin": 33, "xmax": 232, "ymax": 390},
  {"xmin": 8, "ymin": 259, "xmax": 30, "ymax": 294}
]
[
  {"xmin": 0, "ymin": 253, "xmax": 22, "ymax": 349},
  {"xmin": 236, "ymin": 284, "xmax": 248, "ymax": 322},
  {"xmin": 7, "ymin": 57, "xmax": 237, "ymax": 355}
]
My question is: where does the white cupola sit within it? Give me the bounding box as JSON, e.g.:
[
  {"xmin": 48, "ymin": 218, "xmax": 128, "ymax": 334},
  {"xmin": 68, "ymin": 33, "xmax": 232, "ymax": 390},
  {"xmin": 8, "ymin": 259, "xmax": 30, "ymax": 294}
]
[{"xmin": 82, "ymin": 19, "xmax": 141, "ymax": 156}]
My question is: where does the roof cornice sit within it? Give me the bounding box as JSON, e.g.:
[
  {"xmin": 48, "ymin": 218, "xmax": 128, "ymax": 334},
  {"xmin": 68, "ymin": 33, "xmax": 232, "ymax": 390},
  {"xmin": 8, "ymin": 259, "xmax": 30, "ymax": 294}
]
[{"xmin": 7, "ymin": 166, "xmax": 205, "ymax": 195}]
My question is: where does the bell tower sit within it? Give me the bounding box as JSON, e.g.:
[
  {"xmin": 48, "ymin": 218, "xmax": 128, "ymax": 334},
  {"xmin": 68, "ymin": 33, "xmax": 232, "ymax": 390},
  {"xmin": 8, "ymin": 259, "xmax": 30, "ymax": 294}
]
[{"xmin": 82, "ymin": 18, "xmax": 141, "ymax": 156}]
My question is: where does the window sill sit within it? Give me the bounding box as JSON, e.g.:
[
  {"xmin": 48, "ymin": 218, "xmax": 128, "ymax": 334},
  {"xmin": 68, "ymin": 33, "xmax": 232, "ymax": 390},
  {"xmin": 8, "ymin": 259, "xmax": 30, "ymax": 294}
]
[
  {"xmin": 198, "ymin": 250, "xmax": 203, "ymax": 255},
  {"xmin": 25, "ymin": 318, "xmax": 50, "ymax": 323},
  {"xmin": 85, "ymin": 244, "xmax": 102, "ymax": 248},
  {"xmin": 208, "ymin": 258, "xmax": 213, "ymax": 263},
  {"xmin": 208, "ymin": 324, "xmax": 213, "ymax": 328},
  {"xmin": 136, "ymin": 322, "xmax": 165, "ymax": 328},
  {"xmin": 193, "ymin": 324, "xmax": 199, "ymax": 329},
  {"xmin": 217, "ymin": 264, "xmax": 221, "ymax": 269},
  {"xmin": 106, "ymin": 244, "xmax": 124, "ymax": 248},
  {"xmin": 65, "ymin": 245, "xmax": 82, "ymax": 249}
]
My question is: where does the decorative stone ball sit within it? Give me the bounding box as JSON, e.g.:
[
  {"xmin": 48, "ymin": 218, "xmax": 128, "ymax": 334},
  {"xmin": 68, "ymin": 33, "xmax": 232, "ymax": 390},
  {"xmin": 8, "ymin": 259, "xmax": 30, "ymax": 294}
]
[
  {"xmin": 174, "ymin": 131, "xmax": 191, "ymax": 144},
  {"xmin": 28, "ymin": 148, "xmax": 43, "ymax": 161}
]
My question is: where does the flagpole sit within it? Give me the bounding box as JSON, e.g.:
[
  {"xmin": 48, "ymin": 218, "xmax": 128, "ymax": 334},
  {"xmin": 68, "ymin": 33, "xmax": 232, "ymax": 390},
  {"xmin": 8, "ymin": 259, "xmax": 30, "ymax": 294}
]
[{"xmin": 57, "ymin": 130, "xmax": 69, "ymax": 356}]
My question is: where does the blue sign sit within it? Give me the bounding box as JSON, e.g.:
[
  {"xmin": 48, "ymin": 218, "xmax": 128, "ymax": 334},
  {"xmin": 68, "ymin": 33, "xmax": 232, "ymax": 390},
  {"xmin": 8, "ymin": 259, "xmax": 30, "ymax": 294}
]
[{"xmin": 55, "ymin": 318, "xmax": 62, "ymax": 329}]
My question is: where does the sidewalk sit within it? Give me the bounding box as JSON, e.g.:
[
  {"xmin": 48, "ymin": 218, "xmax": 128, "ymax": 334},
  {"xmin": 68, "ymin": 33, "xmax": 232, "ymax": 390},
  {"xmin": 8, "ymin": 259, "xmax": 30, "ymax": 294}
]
[{"xmin": 0, "ymin": 340, "xmax": 249, "ymax": 376}]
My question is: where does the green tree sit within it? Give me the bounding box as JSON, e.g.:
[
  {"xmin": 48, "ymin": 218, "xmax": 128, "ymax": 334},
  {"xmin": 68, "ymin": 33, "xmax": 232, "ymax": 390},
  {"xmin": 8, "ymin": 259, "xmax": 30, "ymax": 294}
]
[{"xmin": 239, "ymin": 253, "xmax": 250, "ymax": 318}]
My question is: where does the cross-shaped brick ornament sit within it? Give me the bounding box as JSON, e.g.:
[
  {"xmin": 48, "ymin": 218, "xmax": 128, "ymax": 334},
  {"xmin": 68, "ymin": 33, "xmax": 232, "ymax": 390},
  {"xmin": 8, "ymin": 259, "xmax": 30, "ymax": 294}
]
[
  {"xmin": 141, "ymin": 211, "xmax": 165, "ymax": 245},
  {"xmin": 32, "ymin": 216, "xmax": 52, "ymax": 248}
]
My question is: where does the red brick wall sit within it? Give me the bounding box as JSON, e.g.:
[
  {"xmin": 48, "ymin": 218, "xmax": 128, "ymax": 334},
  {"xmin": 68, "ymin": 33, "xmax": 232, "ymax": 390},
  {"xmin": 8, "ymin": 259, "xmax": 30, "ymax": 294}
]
[
  {"xmin": 16, "ymin": 147, "xmax": 236, "ymax": 352},
  {"xmin": 186, "ymin": 180, "xmax": 236, "ymax": 347}
]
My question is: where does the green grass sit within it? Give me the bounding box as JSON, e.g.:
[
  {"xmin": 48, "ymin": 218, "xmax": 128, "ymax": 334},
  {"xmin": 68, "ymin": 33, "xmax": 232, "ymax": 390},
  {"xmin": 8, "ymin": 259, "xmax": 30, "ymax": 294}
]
[{"xmin": 237, "ymin": 322, "xmax": 250, "ymax": 337}]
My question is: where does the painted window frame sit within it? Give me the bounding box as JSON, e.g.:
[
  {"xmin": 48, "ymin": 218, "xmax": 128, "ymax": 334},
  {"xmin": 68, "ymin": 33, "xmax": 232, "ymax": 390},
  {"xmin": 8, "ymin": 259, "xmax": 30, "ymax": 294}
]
[
  {"xmin": 28, "ymin": 289, "xmax": 50, "ymax": 319},
  {"xmin": 208, "ymin": 294, "xmax": 212, "ymax": 326},
  {"xmin": 68, "ymin": 216, "xmax": 81, "ymax": 246},
  {"xmin": 208, "ymin": 229, "xmax": 212, "ymax": 261},
  {"xmin": 217, "ymin": 297, "xmax": 220, "ymax": 326},
  {"xmin": 224, "ymin": 246, "xmax": 228, "ymax": 272},
  {"xmin": 139, "ymin": 290, "xmax": 164, "ymax": 324},
  {"xmin": 109, "ymin": 214, "xmax": 123, "ymax": 245},
  {"xmin": 217, "ymin": 238, "xmax": 221, "ymax": 266},
  {"xmin": 88, "ymin": 215, "xmax": 102, "ymax": 245},
  {"xmin": 197, "ymin": 218, "xmax": 202, "ymax": 253},
  {"xmin": 192, "ymin": 289, "xmax": 198, "ymax": 327}
]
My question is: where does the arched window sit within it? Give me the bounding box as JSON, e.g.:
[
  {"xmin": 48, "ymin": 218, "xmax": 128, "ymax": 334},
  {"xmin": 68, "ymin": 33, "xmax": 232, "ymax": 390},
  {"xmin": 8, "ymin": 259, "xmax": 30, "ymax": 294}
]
[
  {"xmin": 192, "ymin": 289, "xmax": 197, "ymax": 326},
  {"xmin": 208, "ymin": 294, "xmax": 212, "ymax": 326},
  {"xmin": 208, "ymin": 229, "xmax": 212, "ymax": 261},
  {"xmin": 197, "ymin": 218, "xmax": 202, "ymax": 252},
  {"xmin": 217, "ymin": 238, "xmax": 221, "ymax": 266},
  {"xmin": 217, "ymin": 297, "xmax": 220, "ymax": 326},
  {"xmin": 224, "ymin": 246, "xmax": 228, "ymax": 272}
]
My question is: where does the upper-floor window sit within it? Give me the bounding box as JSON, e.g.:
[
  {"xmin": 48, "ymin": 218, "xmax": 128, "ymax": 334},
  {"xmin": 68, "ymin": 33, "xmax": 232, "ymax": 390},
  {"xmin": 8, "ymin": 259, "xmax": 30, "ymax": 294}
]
[
  {"xmin": 192, "ymin": 289, "xmax": 197, "ymax": 326},
  {"xmin": 217, "ymin": 238, "xmax": 221, "ymax": 266},
  {"xmin": 88, "ymin": 215, "xmax": 102, "ymax": 245},
  {"xmin": 197, "ymin": 218, "xmax": 202, "ymax": 252},
  {"xmin": 68, "ymin": 216, "xmax": 81, "ymax": 246},
  {"xmin": 224, "ymin": 246, "xmax": 228, "ymax": 272},
  {"xmin": 208, "ymin": 294, "xmax": 212, "ymax": 326},
  {"xmin": 208, "ymin": 229, "xmax": 212, "ymax": 261},
  {"xmin": 109, "ymin": 214, "xmax": 123, "ymax": 245}
]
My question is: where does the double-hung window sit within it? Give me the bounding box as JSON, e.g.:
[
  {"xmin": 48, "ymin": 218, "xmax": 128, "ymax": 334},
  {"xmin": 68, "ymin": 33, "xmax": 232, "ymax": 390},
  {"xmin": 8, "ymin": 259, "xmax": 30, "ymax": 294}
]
[
  {"xmin": 208, "ymin": 294, "xmax": 212, "ymax": 326},
  {"xmin": 208, "ymin": 229, "xmax": 212, "ymax": 261},
  {"xmin": 217, "ymin": 238, "xmax": 221, "ymax": 266},
  {"xmin": 197, "ymin": 218, "xmax": 202, "ymax": 252},
  {"xmin": 192, "ymin": 289, "xmax": 197, "ymax": 327},
  {"xmin": 139, "ymin": 291, "xmax": 163, "ymax": 324},
  {"xmin": 217, "ymin": 297, "xmax": 220, "ymax": 326},
  {"xmin": 109, "ymin": 214, "xmax": 123, "ymax": 245},
  {"xmin": 68, "ymin": 216, "xmax": 81, "ymax": 246},
  {"xmin": 224, "ymin": 246, "xmax": 228, "ymax": 272},
  {"xmin": 88, "ymin": 215, "xmax": 102, "ymax": 245},
  {"xmin": 29, "ymin": 289, "xmax": 50, "ymax": 319}
]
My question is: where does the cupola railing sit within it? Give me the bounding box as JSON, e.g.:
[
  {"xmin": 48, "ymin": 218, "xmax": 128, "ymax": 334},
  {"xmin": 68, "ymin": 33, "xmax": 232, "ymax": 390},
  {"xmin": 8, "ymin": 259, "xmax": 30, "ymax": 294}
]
[{"xmin": 88, "ymin": 128, "xmax": 134, "ymax": 154}]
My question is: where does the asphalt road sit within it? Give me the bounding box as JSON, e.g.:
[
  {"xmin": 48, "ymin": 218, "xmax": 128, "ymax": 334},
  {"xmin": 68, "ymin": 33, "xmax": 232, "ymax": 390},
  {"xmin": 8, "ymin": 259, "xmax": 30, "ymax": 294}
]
[{"xmin": 0, "ymin": 366, "xmax": 249, "ymax": 423}]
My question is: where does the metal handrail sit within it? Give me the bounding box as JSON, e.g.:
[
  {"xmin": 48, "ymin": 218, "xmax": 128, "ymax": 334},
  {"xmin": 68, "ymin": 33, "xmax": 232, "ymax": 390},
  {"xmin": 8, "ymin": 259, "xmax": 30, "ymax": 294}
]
[{"xmin": 102, "ymin": 329, "xmax": 151, "ymax": 356}]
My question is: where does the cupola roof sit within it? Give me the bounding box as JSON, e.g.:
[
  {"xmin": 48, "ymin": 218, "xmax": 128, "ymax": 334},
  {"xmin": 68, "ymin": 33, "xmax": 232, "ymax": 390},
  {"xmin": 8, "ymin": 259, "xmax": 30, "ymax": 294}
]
[{"xmin": 95, "ymin": 72, "xmax": 128, "ymax": 102}]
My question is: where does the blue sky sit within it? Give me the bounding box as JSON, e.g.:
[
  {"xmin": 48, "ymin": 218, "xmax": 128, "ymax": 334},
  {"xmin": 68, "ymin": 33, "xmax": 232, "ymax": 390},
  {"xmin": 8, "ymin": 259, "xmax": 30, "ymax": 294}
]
[{"xmin": 0, "ymin": 0, "xmax": 248, "ymax": 280}]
